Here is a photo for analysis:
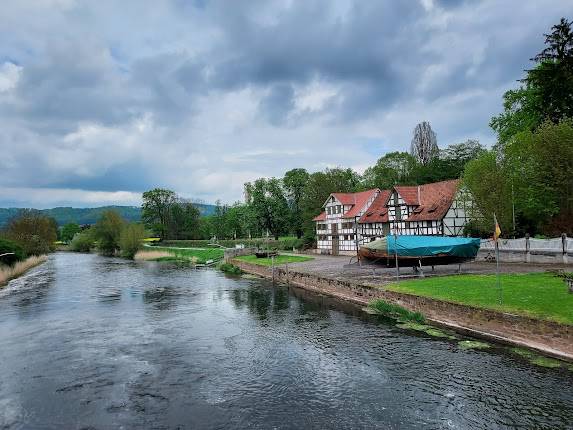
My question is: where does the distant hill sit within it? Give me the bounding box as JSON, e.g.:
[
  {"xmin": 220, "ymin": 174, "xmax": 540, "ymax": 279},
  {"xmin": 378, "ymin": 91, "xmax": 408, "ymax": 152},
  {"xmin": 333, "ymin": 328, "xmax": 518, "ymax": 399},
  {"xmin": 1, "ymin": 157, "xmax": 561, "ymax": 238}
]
[{"xmin": 0, "ymin": 204, "xmax": 216, "ymax": 227}]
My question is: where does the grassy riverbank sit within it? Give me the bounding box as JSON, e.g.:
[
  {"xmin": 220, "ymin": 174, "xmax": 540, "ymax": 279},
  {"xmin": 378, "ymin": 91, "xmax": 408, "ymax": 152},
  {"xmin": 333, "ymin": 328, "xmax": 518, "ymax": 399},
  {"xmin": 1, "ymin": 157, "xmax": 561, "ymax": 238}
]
[
  {"xmin": 235, "ymin": 254, "xmax": 314, "ymax": 266},
  {"xmin": 135, "ymin": 247, "xmax": 225, "ymax": 264},
  {"xmin": 0, "ymin": 255, "xmax": 47, "ymax": 286},
  {"xmin": 384, "ymin": 272, "xmax": 573, "ymax": 325}
]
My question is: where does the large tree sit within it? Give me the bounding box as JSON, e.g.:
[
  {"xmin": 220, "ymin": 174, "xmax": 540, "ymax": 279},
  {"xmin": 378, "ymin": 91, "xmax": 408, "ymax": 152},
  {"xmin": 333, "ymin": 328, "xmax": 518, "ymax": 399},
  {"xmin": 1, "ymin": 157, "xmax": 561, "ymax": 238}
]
[
  {"xmin": 283, "ymin": 168, "xmax": 310, "ymax": 238},
  {"xmin": 362, "ymin": 152, "xmax": 416, "ymax": 190},
  {"xmin": 491, "ymin": 18, "xmax": 573, "ymax": 145},
  {"xmin": 141, "ymin": 188, "xmax": 178, "ymax": 239},
  {"xmin": 410, "ymin": 121, "xmax": 439, "ymax": 165},
  {"xmin": 94, "ymin": 210, "xmax": 126, "ymax": 256},
  {"xmin": 244, "ymin": 178, "xmax": 290, "ymax": 240}
]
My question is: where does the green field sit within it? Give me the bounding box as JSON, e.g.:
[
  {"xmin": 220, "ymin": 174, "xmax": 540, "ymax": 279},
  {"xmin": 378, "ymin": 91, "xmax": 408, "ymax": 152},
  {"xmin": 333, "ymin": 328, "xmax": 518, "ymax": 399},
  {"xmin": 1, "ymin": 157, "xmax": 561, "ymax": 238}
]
[
  {"xmin": 384, "ymin": 273, "xmax": 573, "ymax": 325},
  {"xmin": 235, "ymin": 254, "xmax": 313, "ymax": 266},
  {"xmin": 152, "ymin": 247, "xmax": 225, "ymax": 264}
]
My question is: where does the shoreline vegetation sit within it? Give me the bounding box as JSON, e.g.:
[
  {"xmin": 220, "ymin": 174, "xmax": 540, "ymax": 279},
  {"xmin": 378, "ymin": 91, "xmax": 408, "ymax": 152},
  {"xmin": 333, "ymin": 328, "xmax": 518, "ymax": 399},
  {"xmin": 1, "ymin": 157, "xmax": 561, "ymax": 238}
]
[{"xmin": 0, "ymin": 255, "xmax": 48, "ymax": 287}]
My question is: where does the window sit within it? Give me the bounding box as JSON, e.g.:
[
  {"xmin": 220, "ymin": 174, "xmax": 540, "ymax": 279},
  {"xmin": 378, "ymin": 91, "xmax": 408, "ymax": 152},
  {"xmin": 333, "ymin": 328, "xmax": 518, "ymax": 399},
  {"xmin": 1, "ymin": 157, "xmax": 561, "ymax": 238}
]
[{"xmin": 327, "ymin": 207, "xmax": 331, "ymax": 215}]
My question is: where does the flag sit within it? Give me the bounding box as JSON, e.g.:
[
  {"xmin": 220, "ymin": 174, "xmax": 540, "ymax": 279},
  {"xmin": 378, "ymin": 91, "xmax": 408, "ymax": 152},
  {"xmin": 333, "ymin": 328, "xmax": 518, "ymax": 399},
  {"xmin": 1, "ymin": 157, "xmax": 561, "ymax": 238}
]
[{"xmin": 493, "ymin": 214, "xmax": 501, "ymax": 242}]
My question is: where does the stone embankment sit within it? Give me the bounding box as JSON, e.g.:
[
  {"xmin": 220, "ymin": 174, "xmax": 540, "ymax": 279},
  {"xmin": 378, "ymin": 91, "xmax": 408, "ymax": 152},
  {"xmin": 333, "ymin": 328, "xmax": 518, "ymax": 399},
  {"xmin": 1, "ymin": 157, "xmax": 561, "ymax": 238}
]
[{"xmin": 231, "ymin": 258, "xmax": 573, "ymax": 362}]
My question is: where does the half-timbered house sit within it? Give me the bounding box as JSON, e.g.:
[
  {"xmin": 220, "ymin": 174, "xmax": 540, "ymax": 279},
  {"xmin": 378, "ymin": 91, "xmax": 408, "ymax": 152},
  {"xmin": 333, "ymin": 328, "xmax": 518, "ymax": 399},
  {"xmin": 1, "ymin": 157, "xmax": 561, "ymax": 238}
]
[{"xmin": 314, "ymin": 179, "xmax": 473, "ymax": 255}]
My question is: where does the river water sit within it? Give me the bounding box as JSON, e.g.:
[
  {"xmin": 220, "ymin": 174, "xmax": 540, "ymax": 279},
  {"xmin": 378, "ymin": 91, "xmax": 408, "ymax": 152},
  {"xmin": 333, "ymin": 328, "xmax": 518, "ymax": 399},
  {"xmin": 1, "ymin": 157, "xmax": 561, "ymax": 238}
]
[{"xmin": 0, "ymin": 253, "xmax": 571, "ymax": 429}]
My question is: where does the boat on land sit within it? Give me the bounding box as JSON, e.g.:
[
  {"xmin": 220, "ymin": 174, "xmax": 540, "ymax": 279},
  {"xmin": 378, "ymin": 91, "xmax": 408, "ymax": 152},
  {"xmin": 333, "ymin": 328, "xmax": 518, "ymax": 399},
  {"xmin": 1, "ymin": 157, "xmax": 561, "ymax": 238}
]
[
  {"xmin": 358, "ymin": 235, "xmax": 481, "ymax": 267},
  {"xmin": 255, "ymin": 250, "xmax": 278, "ymax": 258}
]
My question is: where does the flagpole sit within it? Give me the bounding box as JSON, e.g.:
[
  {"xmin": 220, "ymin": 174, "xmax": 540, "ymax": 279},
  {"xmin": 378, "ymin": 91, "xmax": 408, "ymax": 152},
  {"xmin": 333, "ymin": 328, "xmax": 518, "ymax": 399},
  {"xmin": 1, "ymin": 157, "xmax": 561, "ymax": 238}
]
[{"xmin": 494, "ymin": 214, "xmax": 502, "ymax": 305}]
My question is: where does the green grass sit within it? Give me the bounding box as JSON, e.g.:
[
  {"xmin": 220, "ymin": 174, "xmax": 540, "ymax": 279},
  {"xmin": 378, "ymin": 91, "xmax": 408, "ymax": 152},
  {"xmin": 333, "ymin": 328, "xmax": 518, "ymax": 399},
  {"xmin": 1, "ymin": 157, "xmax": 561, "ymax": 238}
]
[
  {"xmin": 235, "ymin": 254, "xmax": 313, "ymax": 266},
  {"xmin": 384, "ymin": 273, "xmax": 573, "ymax": 325},
  {"xmin": 369, "ymin": 299, "xmax": 426, "ymax": 324},
  {"xmin": 152, "ymin": 247, "xmax": 224, "ymax": 264}
]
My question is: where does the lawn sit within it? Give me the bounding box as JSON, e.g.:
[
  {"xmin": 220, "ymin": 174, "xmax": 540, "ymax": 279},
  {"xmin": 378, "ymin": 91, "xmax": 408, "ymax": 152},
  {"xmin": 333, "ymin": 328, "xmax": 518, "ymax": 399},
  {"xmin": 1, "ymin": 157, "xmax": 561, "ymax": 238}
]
[
  {"xmin": 384, "ymin": 273, "xmax": 573, "ymax": 325},
  {"xmin": 151, "ymin": 247, "xmax": 225, "ymax": 264},
  {"xmin": 235, "ymin": 254, "xmax": 313, "ymax": 266}
]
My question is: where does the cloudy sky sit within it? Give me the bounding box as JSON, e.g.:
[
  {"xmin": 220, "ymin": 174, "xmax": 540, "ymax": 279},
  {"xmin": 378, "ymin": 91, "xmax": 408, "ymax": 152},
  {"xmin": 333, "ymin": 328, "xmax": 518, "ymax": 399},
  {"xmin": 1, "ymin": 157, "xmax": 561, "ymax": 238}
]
[{"xmin": 0, "ymin": 0, "xmax": 570, "ymax": 208}]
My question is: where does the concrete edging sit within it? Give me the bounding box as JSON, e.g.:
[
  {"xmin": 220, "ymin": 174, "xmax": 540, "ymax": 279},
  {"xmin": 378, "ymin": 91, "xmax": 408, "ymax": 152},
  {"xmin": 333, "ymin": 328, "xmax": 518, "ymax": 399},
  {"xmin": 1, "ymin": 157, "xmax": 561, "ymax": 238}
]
[{"xmin": 231, "ymin": 258, "xmax": 573, "ymax": 362}]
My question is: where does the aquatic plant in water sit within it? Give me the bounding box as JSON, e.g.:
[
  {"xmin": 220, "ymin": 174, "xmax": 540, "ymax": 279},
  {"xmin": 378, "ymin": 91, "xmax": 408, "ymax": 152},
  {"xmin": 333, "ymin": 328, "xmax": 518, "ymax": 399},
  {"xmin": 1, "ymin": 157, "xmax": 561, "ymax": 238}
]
[
  {"xmin": 509, "ymin": 347, "xmax": 564, "ymax": 369},
  {"xmin": 458, "ymin": 340, "xmax": 491, "ymax": 350}
]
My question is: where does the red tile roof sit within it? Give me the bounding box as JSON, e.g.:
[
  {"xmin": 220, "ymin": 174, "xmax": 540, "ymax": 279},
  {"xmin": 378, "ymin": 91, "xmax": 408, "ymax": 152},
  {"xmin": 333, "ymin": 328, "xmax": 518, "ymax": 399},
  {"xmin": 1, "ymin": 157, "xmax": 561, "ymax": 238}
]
[
  {"xmin": 394, "ymin": 185, "xmax": 420, "ymax": 205},
  {"xmin": 313, "ymin": 212, "xmax": 326, "ymax": 221},
  {"xmin": 404, "ymin": 179, "xmax": 460, "ymax": 222},
  {"xmin": 359, "ymin": 190, "xmax": 391, "ymax": 223},
  {"xmin": 337, "ymin": 189, "xmax": 379, "ymax": 218}
]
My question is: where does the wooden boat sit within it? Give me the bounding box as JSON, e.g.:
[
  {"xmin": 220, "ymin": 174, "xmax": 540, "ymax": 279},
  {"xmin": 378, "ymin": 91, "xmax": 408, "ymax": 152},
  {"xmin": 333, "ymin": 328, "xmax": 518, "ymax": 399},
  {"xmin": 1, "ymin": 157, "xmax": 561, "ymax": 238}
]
[
  {"xmin": 255, "ymin": 251, "xmax": 278, "ymax": 258},
  {"xmin": 358, "ymin": 235, "xmax": 480, "ymax": 267}
]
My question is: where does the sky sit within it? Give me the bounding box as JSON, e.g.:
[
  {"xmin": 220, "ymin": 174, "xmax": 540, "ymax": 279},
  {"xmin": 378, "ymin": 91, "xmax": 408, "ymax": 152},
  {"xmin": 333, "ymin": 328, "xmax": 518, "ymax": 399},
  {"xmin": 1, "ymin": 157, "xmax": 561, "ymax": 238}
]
[{"xmin": 0, "ymin": 0, "xmax": 570, "ymax": 208}]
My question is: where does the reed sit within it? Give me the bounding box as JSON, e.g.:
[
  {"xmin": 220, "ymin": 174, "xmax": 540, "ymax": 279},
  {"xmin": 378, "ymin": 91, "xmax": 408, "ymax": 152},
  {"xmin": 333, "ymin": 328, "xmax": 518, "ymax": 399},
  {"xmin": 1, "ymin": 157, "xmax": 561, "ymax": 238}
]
[
  {"xmin": 133, "ymin": 250, "xmax": 172, "ymax": 261},
  {"xmin": 0, "ymin": 255, "xmax": 48, "ymax": 286}
]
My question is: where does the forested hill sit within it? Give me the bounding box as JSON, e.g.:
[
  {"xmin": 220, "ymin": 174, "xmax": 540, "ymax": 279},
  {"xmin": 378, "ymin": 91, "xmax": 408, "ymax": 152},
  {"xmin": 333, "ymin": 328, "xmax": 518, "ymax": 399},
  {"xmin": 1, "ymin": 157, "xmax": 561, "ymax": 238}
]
[{"xmin": 0, "ymin": 204, "xmax": 216, "ymax": 227}]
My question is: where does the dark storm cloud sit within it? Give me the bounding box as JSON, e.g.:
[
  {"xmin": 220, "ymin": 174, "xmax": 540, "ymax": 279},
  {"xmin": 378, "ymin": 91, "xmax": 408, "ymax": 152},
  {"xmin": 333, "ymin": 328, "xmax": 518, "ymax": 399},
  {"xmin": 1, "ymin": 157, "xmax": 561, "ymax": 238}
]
[{"xmin": 0, "ymin": 0, "xmax": 570, "ymax": 206}]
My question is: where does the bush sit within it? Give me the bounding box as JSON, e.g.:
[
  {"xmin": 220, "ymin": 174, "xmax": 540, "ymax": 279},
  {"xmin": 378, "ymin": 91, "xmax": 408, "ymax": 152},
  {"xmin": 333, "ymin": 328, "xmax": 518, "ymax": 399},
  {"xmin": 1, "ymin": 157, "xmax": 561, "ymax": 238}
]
[
  {"xmin": 94, "ymin": 210, "xmax": 125, "ymax": 256},
  {"xmin": 119, "ymin": 223, "xmax": 146, "ymax": 259},
  {"xmin": 219, "ymin": 262, "xmax": 243, "ymax": 275},
  {"xmin": 4, "ymin": 210, "xmax": 58, "ymax": 255},
  {"xmin": 69, "ymin": 229, "xmax": 95, "ymax": 253},
  {"xmin": 0, "ymin": 238, "xmax": 26, "ymax": 266}
]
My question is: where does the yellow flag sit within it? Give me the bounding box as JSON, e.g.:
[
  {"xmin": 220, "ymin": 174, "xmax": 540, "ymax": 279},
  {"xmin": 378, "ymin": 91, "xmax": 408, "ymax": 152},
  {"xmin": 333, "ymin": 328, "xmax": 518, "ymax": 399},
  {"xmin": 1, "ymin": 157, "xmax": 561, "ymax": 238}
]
[{"xmin": 494, "ymin": 214, "xmax": 501, "ymax": 241}]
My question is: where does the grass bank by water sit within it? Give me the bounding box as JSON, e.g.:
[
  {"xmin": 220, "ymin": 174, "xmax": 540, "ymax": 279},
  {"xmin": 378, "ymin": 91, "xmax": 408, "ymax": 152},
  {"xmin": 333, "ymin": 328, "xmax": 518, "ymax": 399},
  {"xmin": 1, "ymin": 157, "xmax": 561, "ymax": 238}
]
[
  {"xmin": 0, "ymin": 255, "xmax": 48, "ymax": 286},
  {"xmin": 235, "ymin": 254, "xmax": 313, "ymax": 266},
  {"xmin": 136, "ymin": 247, "xmax": 225, "ymax": 264},
  {"xmin": 384, "ymin": 272, "xmax": 573, "ymax": 325}
]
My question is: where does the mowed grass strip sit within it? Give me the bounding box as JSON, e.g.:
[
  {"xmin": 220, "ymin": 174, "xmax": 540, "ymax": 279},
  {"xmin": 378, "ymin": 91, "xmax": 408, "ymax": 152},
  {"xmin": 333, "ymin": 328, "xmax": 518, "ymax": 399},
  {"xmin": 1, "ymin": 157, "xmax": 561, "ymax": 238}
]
[
  {"xmin": 235, "ymin": 254, "xmax": 313, "ymax": 266},
  {"xmin": 384, "ymin": 273, "xmax": 573, "ymax": 325},
  {"xmin": 148, "ymin": 247, "xmax": 225, "ymax": 264}
]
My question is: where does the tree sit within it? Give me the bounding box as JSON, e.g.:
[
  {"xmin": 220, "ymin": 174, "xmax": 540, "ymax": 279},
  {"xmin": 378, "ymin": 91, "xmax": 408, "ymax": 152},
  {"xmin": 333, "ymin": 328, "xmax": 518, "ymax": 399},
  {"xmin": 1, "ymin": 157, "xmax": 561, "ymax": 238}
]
[
  {"xmin": 527, "ymin": 17, "xmax": 573, "ymax": 123},
  {"xmin": 142, "ymin": 188, "xmax": 178, "ymax": 239},
  {"xmin": 168, "ymin": 200, "xmax": 201, "ymax": 240},
  {"xmin": 283, "ymin": 168, "xmax": 310, "ymax": 238},
  {"xmin": 69, "ymin": 228, "xmax": 95, "ymax": 253},
  {"xmin": 3, "ymin": 210, "xmax": 58, "ymax": 255},
  {"xmin": 463, "ymin": 151, "xmax": 513, "ymax": 235},
  {"xmin": 244, "ymin": 178, "xmax": 290, "ymax": 240},
  {"xmin": 0, "ymin": 238, "xmax": 26, "ymax": 266},
  {"xmin": 60, "ymin": 223, "xmax": 81, "ymax": 243},
  {"xmin": 362, "ymin": 152, "xmax": 416, "ymax": 189},
  {"xmin": 490, "ymin": 18, "xmax": 573, "ymax": 144},
  {"xmin": 410, "ymin": 121, "xmax": 438, "ymax": 165},
  {"xmin": 94, "ymin": 210, "xmax": 125, "ymax": 256},
  {"xmin": 119, "ymin": 223, "xmax": 146, "ymax": 259}
]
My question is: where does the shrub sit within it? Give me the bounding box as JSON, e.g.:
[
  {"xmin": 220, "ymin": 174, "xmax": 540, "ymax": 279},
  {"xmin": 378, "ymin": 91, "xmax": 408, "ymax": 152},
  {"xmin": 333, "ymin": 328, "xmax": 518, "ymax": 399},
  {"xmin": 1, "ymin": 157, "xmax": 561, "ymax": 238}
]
[
  {"xmin": 94, "ymin": 210, "xmax": 125, "ymax": 256},
  {"xmin": 69, "ymin": 229, "xmax": 95, "ymax": 253},
  {"xmin": 119, "ymin": 223, "xmax": 146, "ymax": 259},
  {"xmin": 4, "ymin": 210, "xmax": 58, "ymax": 255},
  {"xmin": 219, "ymin": 262, "xmax": 243, "ymax": 275},
  {"xmin": 0, "ymin": 238, "xmax": 26, "ymax": 266}
]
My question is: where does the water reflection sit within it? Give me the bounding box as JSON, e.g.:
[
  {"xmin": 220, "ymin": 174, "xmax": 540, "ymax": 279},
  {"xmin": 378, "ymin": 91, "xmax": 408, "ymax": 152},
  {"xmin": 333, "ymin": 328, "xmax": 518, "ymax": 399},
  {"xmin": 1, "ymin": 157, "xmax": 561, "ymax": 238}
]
[{"xmin": 0, "ymin": 253, "xmax": 571, "ymax": 430}]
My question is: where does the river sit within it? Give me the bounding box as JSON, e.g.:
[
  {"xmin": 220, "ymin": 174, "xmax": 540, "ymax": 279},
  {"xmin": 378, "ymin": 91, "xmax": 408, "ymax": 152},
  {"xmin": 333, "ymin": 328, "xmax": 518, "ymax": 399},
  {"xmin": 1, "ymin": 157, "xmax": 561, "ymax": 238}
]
[{"xmin": 0, "ymin": 253, "xmax": 571, "ymax": 429}]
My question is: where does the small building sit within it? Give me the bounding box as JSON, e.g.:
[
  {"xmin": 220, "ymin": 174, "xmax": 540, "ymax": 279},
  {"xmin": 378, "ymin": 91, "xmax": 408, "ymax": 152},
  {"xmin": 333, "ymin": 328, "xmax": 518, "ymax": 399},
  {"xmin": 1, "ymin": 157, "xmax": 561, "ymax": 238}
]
[{"xmin": 313, "ymin": 179, "xmax": 473, "ymax": 255}]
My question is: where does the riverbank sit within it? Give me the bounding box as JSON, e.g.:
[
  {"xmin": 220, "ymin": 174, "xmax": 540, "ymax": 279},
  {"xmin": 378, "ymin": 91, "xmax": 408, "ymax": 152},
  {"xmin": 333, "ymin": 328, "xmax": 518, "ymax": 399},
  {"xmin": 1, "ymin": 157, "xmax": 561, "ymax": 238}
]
[
  {"xmin": 0, "ymin": 255, "xmax": 48, "ymax": 286},
  {"xmin": 231, "ymin": 258, "xmax": 573, "ymax": 362}
]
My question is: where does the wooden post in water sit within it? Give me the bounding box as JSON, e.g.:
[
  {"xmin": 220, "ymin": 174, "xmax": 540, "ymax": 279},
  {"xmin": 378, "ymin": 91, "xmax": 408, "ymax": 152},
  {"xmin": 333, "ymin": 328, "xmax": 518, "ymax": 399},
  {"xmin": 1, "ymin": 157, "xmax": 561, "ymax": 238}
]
[
  {"xmin": 271, "ymin": 255, "xmax": 275, "ymax": 284},
  {"xmin": 285, "ymin": 259, "xmax": 289, "ymax": 285}
]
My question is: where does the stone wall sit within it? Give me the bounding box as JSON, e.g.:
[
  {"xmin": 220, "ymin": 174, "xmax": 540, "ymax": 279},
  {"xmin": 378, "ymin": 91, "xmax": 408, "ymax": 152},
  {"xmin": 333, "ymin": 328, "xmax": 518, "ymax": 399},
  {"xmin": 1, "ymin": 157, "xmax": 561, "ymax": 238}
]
[
  {"xmin": 232, "ymin": 259, "xmax": 573, "ymax": 361},
  {"xmin": 224, "ymin": 248, "xmax": 256, "ymax": 262}
]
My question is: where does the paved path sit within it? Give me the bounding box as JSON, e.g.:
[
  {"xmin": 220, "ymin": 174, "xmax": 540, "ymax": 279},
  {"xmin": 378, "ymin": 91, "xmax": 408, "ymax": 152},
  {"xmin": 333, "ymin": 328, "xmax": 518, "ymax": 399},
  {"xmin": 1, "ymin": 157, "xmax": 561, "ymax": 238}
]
[{"xmin": 281, "ymin": 253, "xmax": 572, "ymax": 287}]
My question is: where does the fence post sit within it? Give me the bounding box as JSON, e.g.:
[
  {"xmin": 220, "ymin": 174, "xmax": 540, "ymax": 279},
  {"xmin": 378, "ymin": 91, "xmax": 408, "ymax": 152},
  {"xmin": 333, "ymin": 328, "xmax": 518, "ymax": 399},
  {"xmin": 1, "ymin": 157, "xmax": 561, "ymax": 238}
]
[
  {"xmin": 525, "ymin": 233, "xmax": 531, "ymax": 263},
  {"xmin": 562, "ymin": 233, "xmax": 568, "ymax": 265}
]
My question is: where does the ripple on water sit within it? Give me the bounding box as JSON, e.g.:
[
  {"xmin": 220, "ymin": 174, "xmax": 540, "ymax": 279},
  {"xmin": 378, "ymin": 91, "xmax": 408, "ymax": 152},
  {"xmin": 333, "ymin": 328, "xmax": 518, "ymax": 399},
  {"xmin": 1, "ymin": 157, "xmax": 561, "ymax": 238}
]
[{"xmin": 0, "ymin": 252, "xmax": 571, "ymax": 429}]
